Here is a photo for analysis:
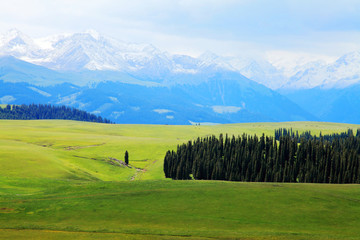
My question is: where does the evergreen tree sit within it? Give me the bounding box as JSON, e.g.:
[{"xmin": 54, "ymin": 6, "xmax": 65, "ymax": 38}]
[
  {"xmin": 163, "ymin": 129, "xmax": 360, "ymax": 184},
  {"xmin": 125, "ymin": 151, "xmax": 129, "ymax": 165}
]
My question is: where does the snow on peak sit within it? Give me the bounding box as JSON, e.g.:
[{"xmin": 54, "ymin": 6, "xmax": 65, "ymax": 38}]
[
  {"xmin": 84, "ymin": 29, "xmax": 100, "ymax": 40},
  {"xmin": 34, "ymin": 33, "xmax": 72, "ymax": 50},
  {"xmin": 335, "ymin": 50, "xmax": 360, "ymax": 66},
  {"xmin": 2, "ymin": 28, "xmax": 26, "ymax": 40},
  {"xmin": 1, "ymin": 29, "xmax": 360, "ymax": 89},
  {"xmin": 0, "ymin": 28, "xmax": 34, "ymax": 47},
  {"xmin": 197, "ymin": 51, "xmax": 235, "ymax": 71},
  {"xmin": 199, "ymin": 51, "xmax": 219, "ymax": 61},
  {"xmin": 266, "ymin": 51, "xmax": 336, "ymax": 78},
  {"xmin": 281, "ymin": 50, "xmax": 360, "ymax": 89},
  {"xmin": 0, "ymin": 29, "xmax": 43, "ymax": 60}
]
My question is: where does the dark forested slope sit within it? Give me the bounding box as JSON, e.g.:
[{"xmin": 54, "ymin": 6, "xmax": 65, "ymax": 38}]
[{"xmin": 0, "ymin": 104, "xmax": 112, "ymax": 123}]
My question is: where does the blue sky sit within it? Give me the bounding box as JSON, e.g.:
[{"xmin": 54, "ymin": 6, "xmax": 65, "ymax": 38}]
[{"xmin": 1, "ymin": 0, "xmax": 360, "ymax": 60}]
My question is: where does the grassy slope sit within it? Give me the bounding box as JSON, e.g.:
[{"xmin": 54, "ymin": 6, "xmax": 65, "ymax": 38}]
[
  {"xmin": 0, "ymin": 120, "xmax": 359, "ymax": 181},
  {"xmin": 0, "ymin": 178, "xmax": 360, "ymax": 240},
  {"xmin": 1, "ymin": 120, "xmax": 360, "ymax": 239}
]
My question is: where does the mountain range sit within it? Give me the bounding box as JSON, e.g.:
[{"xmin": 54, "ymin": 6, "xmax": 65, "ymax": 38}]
[{"xmin": 0, "ymin": 29, "xmax": 360, "ymax": 124}]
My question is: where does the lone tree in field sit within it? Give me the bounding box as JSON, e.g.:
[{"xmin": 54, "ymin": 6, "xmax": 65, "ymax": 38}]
[{"xmin": 125, "ymin": 150, "xmax": 129, "ymax": 165}]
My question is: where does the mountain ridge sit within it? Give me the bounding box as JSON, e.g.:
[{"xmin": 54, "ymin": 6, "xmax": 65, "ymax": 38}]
[
  {"xmin": 1, "ymin": 29, "xmax": 359, "ymax": 124},
  {"xmin": 1, "ymin": 29, "xmax": 360, "ymax": 90},
  {"xmin": 0, "ymin": 56, "xmax": 317, "ymax": 124}
]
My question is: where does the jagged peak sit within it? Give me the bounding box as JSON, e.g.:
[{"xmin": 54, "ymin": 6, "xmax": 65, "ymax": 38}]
[
  {"xmin": 5, "ymin": 28, "xmax": 24, "ymax": 37},
  {"xmin": 2, "ymin": 28, "xmax": 360, "ymax": 90},
  {"xmin": 84, "ymin": 29, "xmax": 100, "ymax": 40},
  {"xmin": 336, "ymin": 50, "xmax": 360, "ymax": 64},
  {"xmin": 198, "ymin": 51, "xmax": 219, "ymax": 61},
  {"xmin": 0, "ymin": 28, "xmax": 34, "ymax": 45}
]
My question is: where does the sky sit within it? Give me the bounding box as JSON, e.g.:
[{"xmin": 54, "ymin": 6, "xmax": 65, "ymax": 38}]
[{"xmin": 1, "ymin": 0, "xmax": 360, "ymax": 63}]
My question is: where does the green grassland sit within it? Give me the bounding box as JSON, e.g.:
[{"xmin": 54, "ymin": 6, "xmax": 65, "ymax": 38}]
[
  {"xmin": 1, "ymin": 120, "xmax": 360, "ymax": 239},
  {"xmin": 1, "ymin": 120, "xmax": 358, "ymax": 181},
  {"xmin": 1, "ymin": 178, "xmax": 360, "ymax": 240}
]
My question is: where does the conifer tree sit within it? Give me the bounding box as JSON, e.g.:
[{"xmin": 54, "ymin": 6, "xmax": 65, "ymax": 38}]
[
  {"xmin": 125, "ymin": 151, "xmax": 129, "ymax": 165},
  {"xmin": 163, "ymin": 129, "xmax": 360, "ymax": 183}
]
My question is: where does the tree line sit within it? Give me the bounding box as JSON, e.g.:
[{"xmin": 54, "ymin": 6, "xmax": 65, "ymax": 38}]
[
  {"xmin": 0, "ymin": 104, "xmax": 112, "ymax": 123},
  {"xmin": 275, "ymin": 128, "xmax": 360, "ymax": 142},
  {"xmin": 164, "ymin": 129, "xmax": 360, "ymax": 183}
]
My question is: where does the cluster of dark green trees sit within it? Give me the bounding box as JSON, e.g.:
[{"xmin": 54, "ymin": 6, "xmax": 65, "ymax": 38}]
[
  {"xmin": 164, "ymin": 130, "xmax": 360, "ymax": 183},
  {"xmin": 0, "ymin": 104, "xmax": 112, "ymax": 123},
  {"xmin": 275, "ymin": 128, "xmax": 360, "ymax": 142}
]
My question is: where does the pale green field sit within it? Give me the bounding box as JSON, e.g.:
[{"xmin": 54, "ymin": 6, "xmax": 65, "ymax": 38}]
[{"xmin": 0, "ymin": 120, "xmax": 359, "ymax": 181}]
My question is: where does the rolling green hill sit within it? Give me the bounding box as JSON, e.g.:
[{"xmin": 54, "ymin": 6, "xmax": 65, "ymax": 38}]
[
  {"xmin": 1, "ymin": 120, "xmax": 359, "ymax": 181},
  {"xmin": 1, "ymin": 120, "xmax": 360, "ymax": 239},
  {"xmin": 1, "ymin": 178, "xmax": 360, "ymax": 239}
]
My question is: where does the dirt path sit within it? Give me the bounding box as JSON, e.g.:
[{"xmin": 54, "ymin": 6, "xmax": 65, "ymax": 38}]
[
  {"xmin": 0, "ymin": 228, "xmax": 214, "ymax": 240},
  {"xmin": 0, "ymin": 188, "xmax": 173, "ymax": 203},
  {"xmin": 130, "ymin": 168, "xmax": 147, "ymax": 181},
  {"xmin": 130, "ymin": 159, "xmax": 157, "ymax": 181},
  {"xmin": 64, "ymin": 143, "xmax": 105, "ymax": 150}
]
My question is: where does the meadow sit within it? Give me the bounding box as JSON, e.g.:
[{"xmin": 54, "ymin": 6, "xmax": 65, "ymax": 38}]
[{"xmin": 0, "ymin": 120, "xmax": 360, "ymax": 239}]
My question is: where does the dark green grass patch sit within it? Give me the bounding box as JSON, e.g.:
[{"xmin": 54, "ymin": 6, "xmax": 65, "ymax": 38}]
[{"xmin": 1, "ymin": 178, "xmax": 359, "ymax": 239}]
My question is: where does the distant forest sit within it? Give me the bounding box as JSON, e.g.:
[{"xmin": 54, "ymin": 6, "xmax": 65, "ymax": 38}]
[
  {"xmin": 275, "ymin": 128, "xmax": 360, "ymax": 142},
  {"xmin": 0, "ymin": 104, "xmax": 112, "ymax": 123},
  {"xmin": 164, "ymin": 129, "xmax": 360, "ymax": 183}
]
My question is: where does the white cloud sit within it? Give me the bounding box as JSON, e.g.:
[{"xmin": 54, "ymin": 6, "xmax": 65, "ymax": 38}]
[
  {"xmin": 131, "ymin": 107, "xmax": 140, "ymax": 111},
  {"xmin": 0, "ymin": 95, "xmax": 16, "ymax": 104},
  {"xmin": 0, "ymin": 0, "xmax": 360, "ymax": 58},
  {"xmin": 153, "ymin": 109, "xmax": 174, "ymax": 114},
  {"xmin": 110, "ymin": 111, "xmax": 125, "ymax": 119},
  {"xmin": 108, "ymin": 96, "xmax": 119, "ymax": 103},
  {"xmin": 212, "ymin": 106, "xmax": 242, "ymax": 114}
]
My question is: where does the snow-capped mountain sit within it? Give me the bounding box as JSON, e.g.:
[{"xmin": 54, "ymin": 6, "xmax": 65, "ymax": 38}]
[
  {"xmin": 0, "ymin": 29, "xmax": 317, "ymax": 124},
  {"xmin": 1, "ymin": 29, "xmax": 360, "ymax": 90},
  {"xmin": 281, "ymin": 51, "xmax": 360, "ymax": 89},
  {"xmin": 0, "ymin": 29, "xmax": 174, "ymax": 74},
  {"xmin": 0, "ymin": 29, "xmax": 287, "ymax": 87},
  {"xmin": 281, "ymin": 60, "xmax": 329, "ymax": 89},
  {"xmin": 0, "ymin": 59, "xmax": 317, "ymax": 124},
  {"xmin": 0, "ymin": 29, "xmax": 44, "ymax": 61},
  {"xmin": 42, "ymin": 31, "xmax": 129, "ymax": 71},
  {"xmin": 226, "ymin": 57, "xmax": 287, "ymax": 89},
  {"xmin": 3, "ymin": 29, "xmax": 360, "ymax": 124}
]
